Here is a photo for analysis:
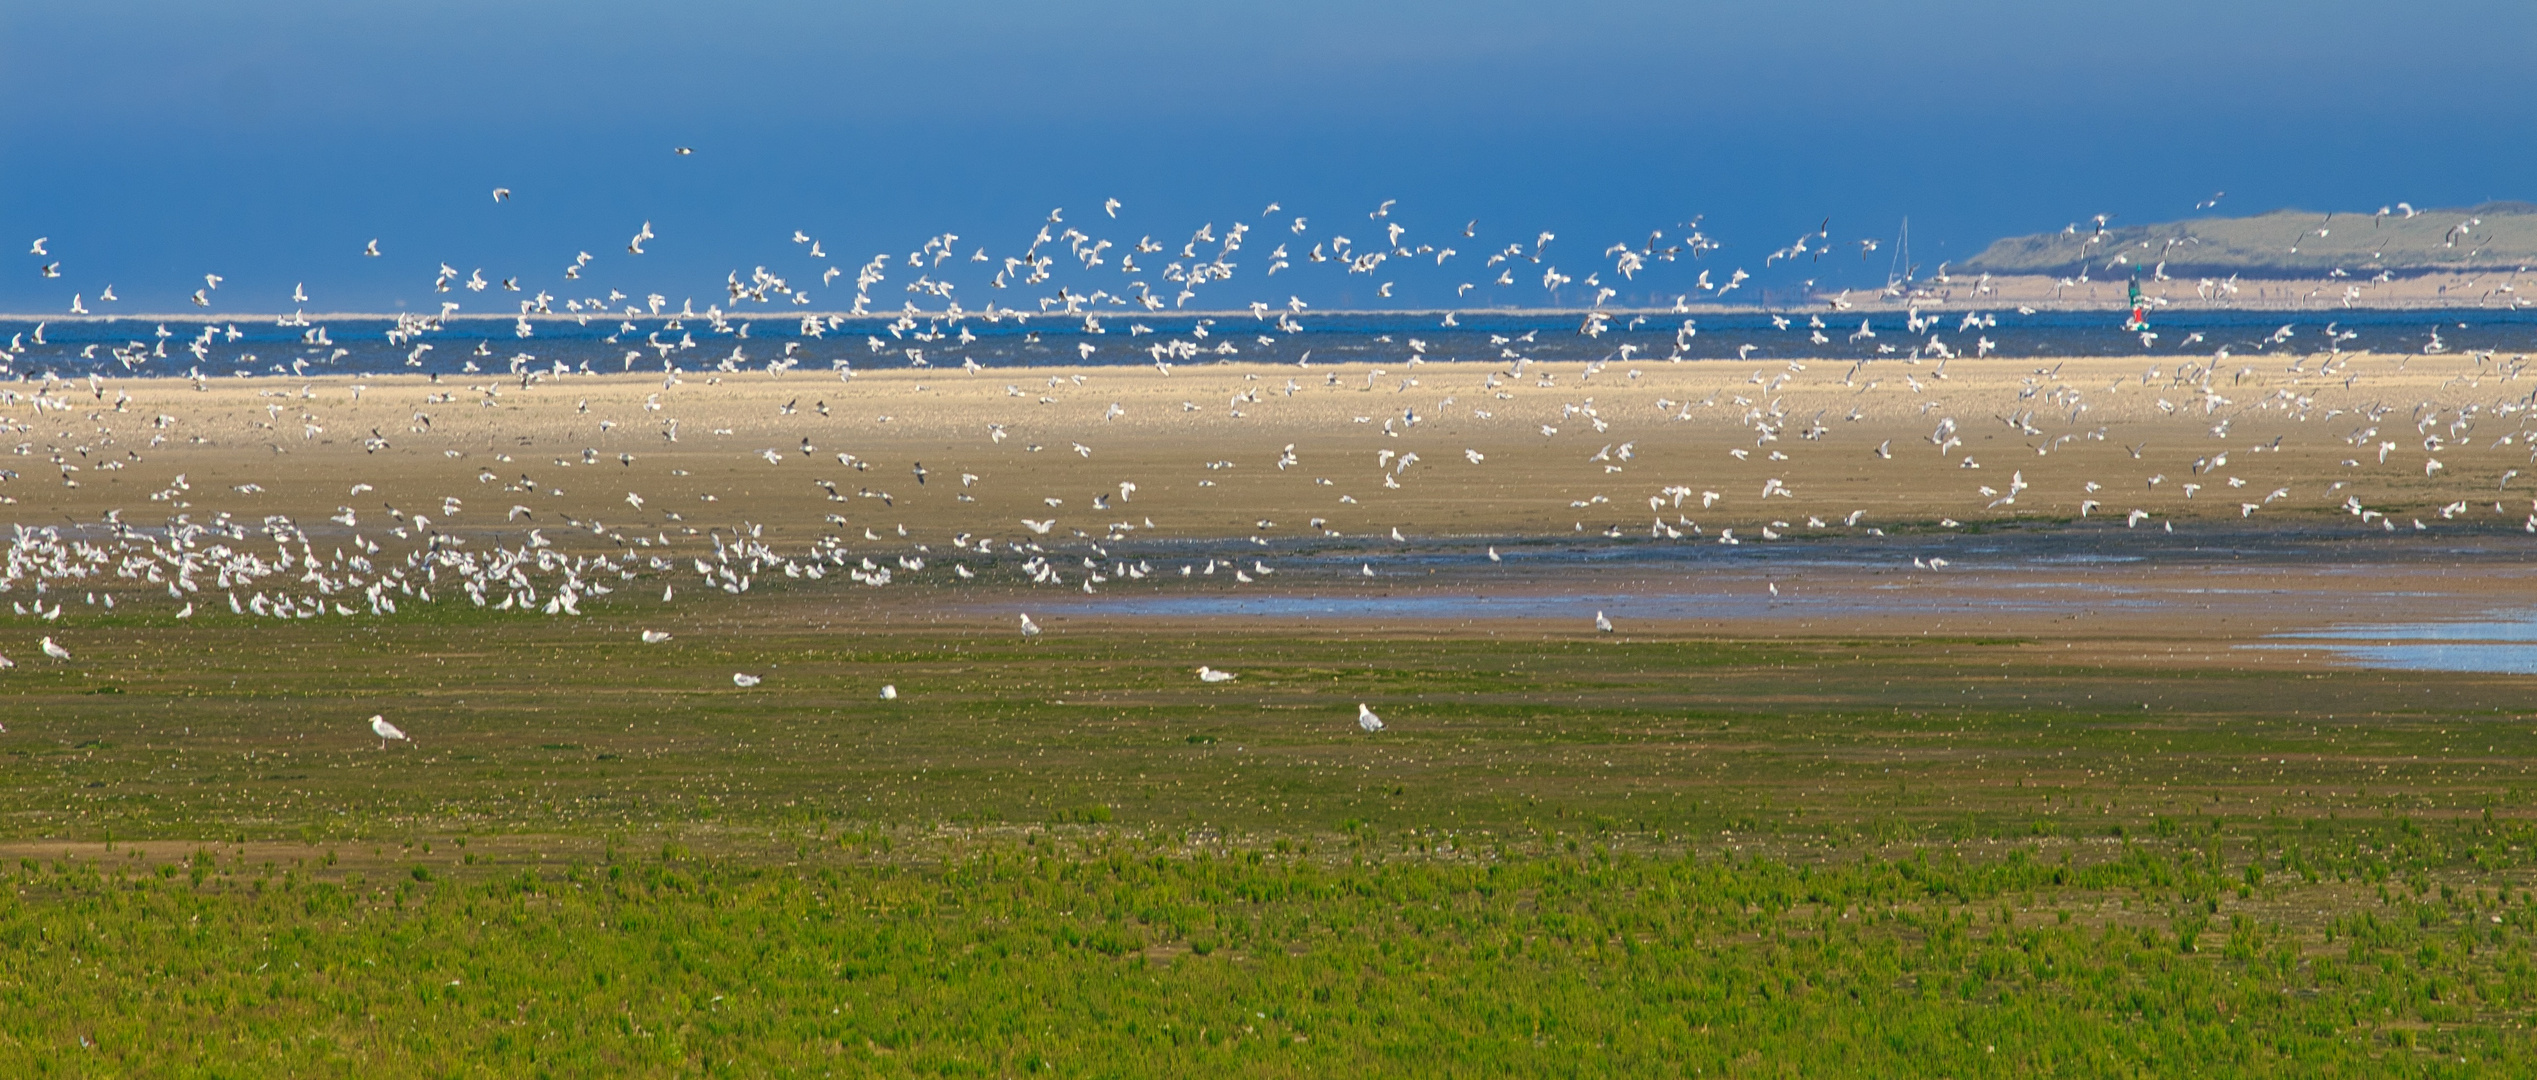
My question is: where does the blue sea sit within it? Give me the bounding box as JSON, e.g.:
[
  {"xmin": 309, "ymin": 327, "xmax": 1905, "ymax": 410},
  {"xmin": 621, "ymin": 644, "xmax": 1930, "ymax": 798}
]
[{"xmin": 0, "ymin": 305, "xmax": 2530, "ymax": 381}]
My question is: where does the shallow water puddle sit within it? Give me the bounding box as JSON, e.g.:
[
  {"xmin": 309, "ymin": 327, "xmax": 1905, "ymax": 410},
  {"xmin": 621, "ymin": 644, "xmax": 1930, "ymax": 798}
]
[{"xmin": 2250, "ymin": 614, "xmax": 2537, "ymax": 674}]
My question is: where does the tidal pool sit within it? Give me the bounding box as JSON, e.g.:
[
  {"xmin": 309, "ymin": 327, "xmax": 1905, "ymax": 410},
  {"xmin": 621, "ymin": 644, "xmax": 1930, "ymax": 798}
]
[{"xmin": 2253, "ymin": 615, "xmax": 2537, "ymax": 674}]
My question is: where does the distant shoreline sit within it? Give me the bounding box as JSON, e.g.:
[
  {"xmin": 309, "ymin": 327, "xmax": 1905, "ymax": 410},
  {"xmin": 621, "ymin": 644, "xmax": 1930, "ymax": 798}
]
[{"xmin": 0, "ymin": 293, "xmax": 2529, "ymax": 324}]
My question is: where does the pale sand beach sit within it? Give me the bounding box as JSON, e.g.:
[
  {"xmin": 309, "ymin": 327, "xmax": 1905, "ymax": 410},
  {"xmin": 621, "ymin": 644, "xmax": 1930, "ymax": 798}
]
[{"xmin": 7, "ymin": 352, "xmax": 2529, "ymax": 552}]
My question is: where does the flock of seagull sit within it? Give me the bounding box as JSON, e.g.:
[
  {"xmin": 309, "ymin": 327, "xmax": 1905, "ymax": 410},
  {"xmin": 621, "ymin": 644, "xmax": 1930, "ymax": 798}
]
[
  {"xmin": 12, "ymin": 182, "xmax": 2537, "ymax": 750},
  {"xmin": 0, "ymin": 488, "xmax": 1413, "ymax": 738},
  {"xmin": 21, "ymin": 182, "xmax": 1789, "ymax": 331}
]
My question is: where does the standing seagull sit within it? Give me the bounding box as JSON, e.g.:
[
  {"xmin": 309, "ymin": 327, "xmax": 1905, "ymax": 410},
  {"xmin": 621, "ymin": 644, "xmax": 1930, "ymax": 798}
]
[
  {"xmin": 368, "ymin": 714, "xmax": 409, "ymax": 749},
  {"xmin": 1594, "ymin": 611, "xmax": 1614, "ymax": 633},
  {"xmin": 40, "ymin": 636, "xmax": 70, "ymax": 661},
  {"xmin": 1019, "ymin": 613, "xmax": 1041, "ymax": 637},
  {"xmin": 1357, "ymin": 703, "xmax": 1384, "ymax": 732}
]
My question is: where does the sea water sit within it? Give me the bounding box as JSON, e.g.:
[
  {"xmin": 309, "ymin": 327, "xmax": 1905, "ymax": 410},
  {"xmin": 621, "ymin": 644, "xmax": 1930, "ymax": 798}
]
[{"xmin": 0, "ymin": 306, "xmax": 2531, "ymax": 381}]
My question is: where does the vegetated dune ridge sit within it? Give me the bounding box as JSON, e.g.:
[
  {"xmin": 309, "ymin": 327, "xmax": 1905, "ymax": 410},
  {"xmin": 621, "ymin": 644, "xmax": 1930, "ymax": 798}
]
[{"xmin": 1961, "ymin": 201, "xmax": 2537, "ymax": 279}]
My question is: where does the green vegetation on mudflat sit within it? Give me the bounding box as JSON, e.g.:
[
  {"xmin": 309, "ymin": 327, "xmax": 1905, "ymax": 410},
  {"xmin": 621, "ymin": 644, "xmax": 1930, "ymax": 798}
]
[
  {"xmin": 7, "ymin": 605, "xmax": 2533, "ymax": 843},
  {"xmin": 6, "ymin": 830, "xmax": 2535, "ymax": 1076},
  {"xmin": 4, "ymin": 593, "xmax": 2537, "ymax": 1073}
]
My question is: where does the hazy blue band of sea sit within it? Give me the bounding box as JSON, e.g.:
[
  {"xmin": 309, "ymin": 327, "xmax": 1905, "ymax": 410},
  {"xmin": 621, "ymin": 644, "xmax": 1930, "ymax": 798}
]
[{"xmin": 0, "ymin": 307, "xmax": 2530, "ymax": 381}]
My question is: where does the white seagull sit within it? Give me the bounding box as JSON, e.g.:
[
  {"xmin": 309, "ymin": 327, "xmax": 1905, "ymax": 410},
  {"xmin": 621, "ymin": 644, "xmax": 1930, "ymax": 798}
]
[
  {"xmin": 40, "ymin": 636, "xmax": 70, "ymax": 661},
  {"xmin": 1594, "ymin": 611, "xmax": 1614, "ymax": 633},
  {"xmin": 732, "ymin": 672, "xmax": 762, "ymax": 687},
  {"xmin": 368, "ymin": 714, "xmax": 409, "ymax": 749},
  {"xmin": 1197, "ymin": 666, "xmax": 1237, "ymax": 683},
  {"xmin": 1019, "ymin": 613, "xmax": 1041, "ymax": 636},
  {"xmin": 1357, "ymin": 703, "xmax": 1384, "ymax": 732},
  {"xmin": 641, "ymin": 630, "xmax": 672, "ymax": 644}
]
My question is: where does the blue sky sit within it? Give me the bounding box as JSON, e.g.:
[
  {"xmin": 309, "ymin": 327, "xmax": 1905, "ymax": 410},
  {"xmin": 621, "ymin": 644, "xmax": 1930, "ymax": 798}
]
[{"xmin": 3, "ymin": 0, "xmax": 2531, "ymax": 315}]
